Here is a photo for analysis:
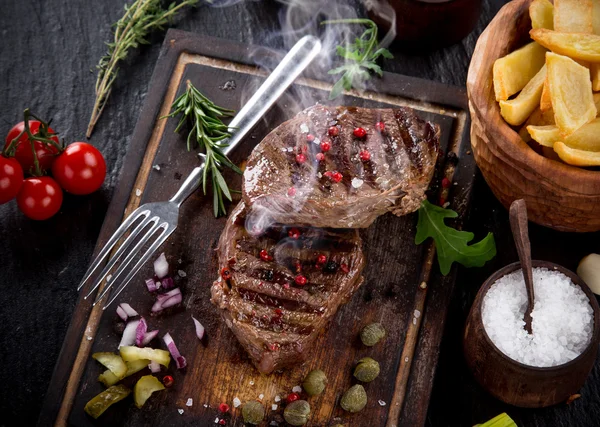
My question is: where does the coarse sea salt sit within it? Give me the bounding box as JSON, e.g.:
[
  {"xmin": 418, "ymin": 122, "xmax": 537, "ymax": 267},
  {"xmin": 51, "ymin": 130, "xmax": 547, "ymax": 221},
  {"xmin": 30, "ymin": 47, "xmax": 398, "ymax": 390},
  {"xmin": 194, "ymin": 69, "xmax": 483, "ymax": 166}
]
[{"xmin": 482, "ymin": 267, "xmax": 594, "ymax": 367}]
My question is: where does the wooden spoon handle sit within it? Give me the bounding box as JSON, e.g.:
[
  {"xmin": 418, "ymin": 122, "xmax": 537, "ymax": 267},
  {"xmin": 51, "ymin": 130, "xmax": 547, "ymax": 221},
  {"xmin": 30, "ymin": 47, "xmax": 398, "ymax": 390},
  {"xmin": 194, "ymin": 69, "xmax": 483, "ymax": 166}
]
[{"xmin": 509, "ymin": 199, "xmax": 535, "ymax": 307}]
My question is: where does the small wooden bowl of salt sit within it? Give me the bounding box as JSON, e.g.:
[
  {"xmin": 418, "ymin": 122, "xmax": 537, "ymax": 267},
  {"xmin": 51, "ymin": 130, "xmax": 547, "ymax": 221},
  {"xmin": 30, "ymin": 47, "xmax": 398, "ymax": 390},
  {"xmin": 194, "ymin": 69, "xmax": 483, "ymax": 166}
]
[{"xmin": 464, "ymin": 201, "xmax": 600, "ymax": 408}]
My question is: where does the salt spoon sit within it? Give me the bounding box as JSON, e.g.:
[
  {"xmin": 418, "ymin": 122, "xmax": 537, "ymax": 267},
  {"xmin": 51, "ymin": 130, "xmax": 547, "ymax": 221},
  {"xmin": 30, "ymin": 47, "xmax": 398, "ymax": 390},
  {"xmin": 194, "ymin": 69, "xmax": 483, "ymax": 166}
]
[{"xmin": 509, "ymin": 199, "xmax": 535, "ymax": 334}]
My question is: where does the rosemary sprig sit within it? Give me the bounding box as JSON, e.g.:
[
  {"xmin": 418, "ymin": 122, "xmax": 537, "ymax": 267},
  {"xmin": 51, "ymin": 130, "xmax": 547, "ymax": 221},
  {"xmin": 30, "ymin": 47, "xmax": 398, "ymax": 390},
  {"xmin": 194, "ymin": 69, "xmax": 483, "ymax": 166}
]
[
  {"xmin": 87, "ymin": 0, "xmax": 199, "ymax": 138},
  {"xmin": 163, "ymin": 80, "xmax": 241, "ymax": 217},
  {"xmin": 322, "ymin": 19, "xmax": 393, "ymax": 99}
]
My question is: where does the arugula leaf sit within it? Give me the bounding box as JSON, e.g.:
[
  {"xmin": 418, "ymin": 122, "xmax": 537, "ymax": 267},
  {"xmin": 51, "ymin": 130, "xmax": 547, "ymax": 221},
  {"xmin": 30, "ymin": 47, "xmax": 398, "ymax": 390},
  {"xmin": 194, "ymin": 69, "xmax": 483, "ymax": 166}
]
[
  {"xmin": 416, "ymin": 200, "xmax": 496, "ymax": 275},
  {"xmin": 322, "ymin": 19, "xmax": 393, "ymax": 99}
]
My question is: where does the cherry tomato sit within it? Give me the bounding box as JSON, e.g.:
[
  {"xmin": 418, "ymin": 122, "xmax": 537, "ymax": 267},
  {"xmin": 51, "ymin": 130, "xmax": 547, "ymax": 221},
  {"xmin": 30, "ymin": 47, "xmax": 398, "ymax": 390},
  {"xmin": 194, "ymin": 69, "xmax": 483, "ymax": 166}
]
[
  {"xmin": 0, "ymin": 156, "xmax": 24, "ymax": 204},
  {"xmin": 16, "ymin": 177, "xmax": 63, "ymax": 220},
  {"xmin": 5, "ymin": 121, "xmax": 60, "ymax": 174},
  {"xmin": 51, "ymin": 142, "xmax": 106, "ymax": 195}
]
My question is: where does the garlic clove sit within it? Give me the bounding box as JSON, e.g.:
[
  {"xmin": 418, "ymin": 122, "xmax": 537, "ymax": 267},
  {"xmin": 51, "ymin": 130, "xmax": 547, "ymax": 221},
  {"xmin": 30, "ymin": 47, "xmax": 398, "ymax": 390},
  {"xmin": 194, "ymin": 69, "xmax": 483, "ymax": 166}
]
[{"xmin": 577, "ymin": 253, "xmax": 600, "ymax": 295}]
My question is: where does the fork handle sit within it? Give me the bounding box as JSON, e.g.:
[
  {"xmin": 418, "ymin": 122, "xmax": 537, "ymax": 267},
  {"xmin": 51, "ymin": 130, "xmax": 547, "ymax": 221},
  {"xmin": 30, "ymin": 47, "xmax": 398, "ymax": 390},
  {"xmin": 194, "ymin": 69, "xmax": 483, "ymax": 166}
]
[
  {"xmin": 168, "ymin": 35, "xmax": 322, "ymax": 207},
  {"xmin": 170, "ymin": 165, "xmax": 205, "ymax": 206}
]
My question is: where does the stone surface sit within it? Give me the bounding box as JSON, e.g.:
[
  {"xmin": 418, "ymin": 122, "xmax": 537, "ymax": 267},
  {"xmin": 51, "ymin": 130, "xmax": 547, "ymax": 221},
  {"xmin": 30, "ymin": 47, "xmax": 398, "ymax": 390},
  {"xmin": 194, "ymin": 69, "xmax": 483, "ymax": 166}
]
[{"xmin": 0, "ymin": 0, "xmax": 598, "ymax": 426}]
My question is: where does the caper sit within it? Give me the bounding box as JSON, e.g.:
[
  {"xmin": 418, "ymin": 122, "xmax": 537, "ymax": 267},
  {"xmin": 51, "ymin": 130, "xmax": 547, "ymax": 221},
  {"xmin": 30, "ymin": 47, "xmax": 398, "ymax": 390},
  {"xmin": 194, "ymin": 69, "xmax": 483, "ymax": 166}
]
[
  {"xmin": 360, "ymin": 322, "xmax": 386, "ymax": 347},
  {"xmin": 242, "ymin": 400, "xmax": 265, "ymax": 425},
  {"xmin": 353, "ymin": 357, "xmax": 380, "ymax": 382},
  {"xmin": 284, "ymin": 400, "xmax": 311, "ymax": 426},
  {"xmin": 340, "ymin": 384, "xmax": 367, "ymax": 413},
  {"xmin": 302, "ymin": 369, "xmax": 327, "ymax": 396}
]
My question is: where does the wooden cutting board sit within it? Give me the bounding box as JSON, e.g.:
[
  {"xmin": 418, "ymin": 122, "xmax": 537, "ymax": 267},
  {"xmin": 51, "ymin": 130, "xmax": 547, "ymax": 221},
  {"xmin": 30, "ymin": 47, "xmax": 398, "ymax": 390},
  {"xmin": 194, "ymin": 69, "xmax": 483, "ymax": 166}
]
[{"xmin": 39, "ymin": 30, "xmax": 476, "ymax": 427}]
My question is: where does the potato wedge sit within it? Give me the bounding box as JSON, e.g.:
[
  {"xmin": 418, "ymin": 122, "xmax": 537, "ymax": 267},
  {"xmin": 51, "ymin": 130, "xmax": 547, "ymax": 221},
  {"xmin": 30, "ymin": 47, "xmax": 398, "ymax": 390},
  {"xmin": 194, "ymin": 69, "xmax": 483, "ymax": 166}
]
[
  {"xmin": 592, "ymin": 64, "xmax": 600, "ymax": 91},
  {"xmin": 527, "ymin": 125, "xmax": 560, "ymax": 147},
  {"xmin": 529, "ymin": 119, "xmax": 600, "ymax": 151},
  {"xmin": 531, "ymin": 29, "xmax": 600, "ymax": 62},
  {"xmin": 518, "ymin": 107, "xmax": 555, "ymax": 142},
  {"xmin": 554, "ymin": 141, "xmax": 600, "ymax": 166},
  {"xmin": 493, "ymin": 42, "xmax": 547, "ymax": 101},
  {"xmin": 546, "ymin": 52, "xmax": 597, "ymax": 136},
  {"xmin": 554, "ymin": 0, "xmax": 593, "ymax": 33},
  {"xmin": 530, "ymin": 0, "xmax": 554, "ymax": 30},
  {"xmin": 595, "ymin": 92, "xmax": 600, "ymax": 112},
  {"xmin": 499, "ymin": 65, "xmax": 547, "ymax": 125},
  {"xmin": 540, "ymin": 75, "xmax": 552, "ymax": 112}
]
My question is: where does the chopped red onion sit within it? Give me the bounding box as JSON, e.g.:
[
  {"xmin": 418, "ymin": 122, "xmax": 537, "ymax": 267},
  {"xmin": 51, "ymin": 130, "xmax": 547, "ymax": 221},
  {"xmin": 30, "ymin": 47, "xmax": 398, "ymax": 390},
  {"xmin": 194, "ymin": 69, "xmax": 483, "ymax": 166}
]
[
  {"xmin": 151, "ymin": 288, "xmax": 182, "ymax": 313},
  {"xmin": 116, "ymin": 306, "xmax": 128, "ymax": 322},
  {"xmin": 192, "ymin": 317, "xmax": 205, "ymax": 340},
  {"xmin": 154, "ymin": 253, "xmax": 169, "ymax": 279},
  {"xmin": 145, "ymin": 278, "xmax": 158, "ymax": 292},
  {"xmin": 163, "ymin": 332, "xmax": 187, "ymax": 369},
  {"xmin": 142, "ymin": 330, "xmax": 159, "ymax": 346},
  {"xmin": 135, "ymin": 318, "xmax": 148, "ymax": 347},
  {"xmin": 116, "ymin": 303, "xmax": 138, "ymax": 321},
  {"xmin": 148, "ymin": 360, "xmax": 161, "ymax": 373},
  {"xmin": 119, "ymin": 319, "xmax": 140, "ymax": 349},
  {"xmin": 161, "ymin": 276, "xmax": 175, "ymax": 290}
]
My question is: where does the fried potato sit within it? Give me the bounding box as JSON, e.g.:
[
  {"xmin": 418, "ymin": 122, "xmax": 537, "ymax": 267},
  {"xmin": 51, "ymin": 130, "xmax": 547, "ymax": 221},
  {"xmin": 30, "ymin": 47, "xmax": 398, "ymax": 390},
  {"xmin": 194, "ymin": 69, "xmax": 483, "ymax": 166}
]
[
  {"xmin": 592, "ymin": 64, "xmax": 600, "ymax": 91},
  {"xmin": 554, "ymin": 0, "xmax": 593, "ymax": 33},
  {"xmin": 493, "ymin": 42, "xmax": 547, "ymax": 101},
  {"xmin": 546, "ymin": 52, "xmax": 597, "ymax": 136},
  {"xmin": 527, "ymin": 125, "xmax": 560, "ymax": 147},
  {"xmin": 554, "ymin": 141, "xmax": 600, "ymax": 166},
  {"xmin": 531, "ymin": 29, "xmax": 600, "ymax": 62},
  {"xmin": 518, "ymin": 107, "xmax": 555, "ymax": 142},
  {"xmin": 499, "ymin": 65, "xmax": 547, "ymax": 125},
  {"xmin": 530, "ymin": 0, "xmax": 554, "ymax": 30},
  {"xmin": 595, "ymin": 92, "xmax": 600, "ymax": 111},
  {"xmin": 540, "ymin": 75, "xmax": 552, "ymax": 111},
  {"xmin": 529, "ymin": 119, "xmax": 600, "ymax": 151}
]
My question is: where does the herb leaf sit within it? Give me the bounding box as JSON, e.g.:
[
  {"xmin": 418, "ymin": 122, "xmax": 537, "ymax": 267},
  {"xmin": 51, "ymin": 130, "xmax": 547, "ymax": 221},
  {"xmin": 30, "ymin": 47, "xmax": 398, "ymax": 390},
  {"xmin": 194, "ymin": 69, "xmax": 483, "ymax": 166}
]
[
  {"xmin": 416, "ymin": 200, "xmax": 496, "ymax": 275},
  {"xmin": 87, "ymin": 0, "xmax": 199, "ymax": 137},
  {"xmin": 322, "ymin": 18, "xmax": 393, "ymax": 100},
  {"xmin": 163, "ymin": 80, "xmax": 239, "ymax": 217}
]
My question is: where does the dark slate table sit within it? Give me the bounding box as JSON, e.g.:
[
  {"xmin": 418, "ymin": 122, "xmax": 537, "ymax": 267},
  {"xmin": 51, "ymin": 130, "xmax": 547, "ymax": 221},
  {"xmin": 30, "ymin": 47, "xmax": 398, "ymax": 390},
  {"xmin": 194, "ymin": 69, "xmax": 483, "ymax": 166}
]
[{"xmin": 1, "ymin": 0, "xmax": 598, "ymax": 426}]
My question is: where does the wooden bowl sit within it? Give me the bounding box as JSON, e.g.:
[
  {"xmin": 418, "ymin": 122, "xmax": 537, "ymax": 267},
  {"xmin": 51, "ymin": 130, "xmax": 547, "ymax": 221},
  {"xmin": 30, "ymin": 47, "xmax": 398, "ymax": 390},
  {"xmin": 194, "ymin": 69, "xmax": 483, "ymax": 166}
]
[
  {"xmin": 467, "ymin": 0, "xmax": 600, "ymax": 232},
  {"xmin": 464, "ymin": 261, "xmax": 600, "ymax": 408}
]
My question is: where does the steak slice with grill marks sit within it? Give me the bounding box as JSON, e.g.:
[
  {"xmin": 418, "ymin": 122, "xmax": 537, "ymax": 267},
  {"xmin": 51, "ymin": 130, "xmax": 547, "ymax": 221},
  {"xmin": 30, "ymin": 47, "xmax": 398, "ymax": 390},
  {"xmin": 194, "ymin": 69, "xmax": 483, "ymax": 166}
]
[
  {"xmin": 210, "ymin": 202, "xmax": 365, "ymax": 374},
  {"xmin": 243, "ymin": 105, "xmax": 440, "ymax": 229}
]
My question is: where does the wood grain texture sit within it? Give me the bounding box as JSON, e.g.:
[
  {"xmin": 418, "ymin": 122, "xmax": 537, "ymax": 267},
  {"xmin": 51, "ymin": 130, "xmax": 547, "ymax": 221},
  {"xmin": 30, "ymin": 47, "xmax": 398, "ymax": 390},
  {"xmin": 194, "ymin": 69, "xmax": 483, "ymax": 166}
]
[
  {"xmin": 468, "ymin": 0, "xmax": 600, "ymax": 233},
  {"xmin": 464, "ymin": 260, "xmax": 600, "ymax": 408},
  {"xmin": 46, "ymin": 31, "xmax": 474, "ymax": 427}
]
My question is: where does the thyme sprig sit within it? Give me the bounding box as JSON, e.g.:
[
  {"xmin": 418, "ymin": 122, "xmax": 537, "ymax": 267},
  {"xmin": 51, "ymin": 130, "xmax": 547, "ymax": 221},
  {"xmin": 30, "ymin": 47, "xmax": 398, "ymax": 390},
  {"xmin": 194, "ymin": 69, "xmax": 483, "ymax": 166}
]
[
  {"xmin": 322, "ymin": 19, "xmax": 393, "ymax": 99},
  {"xmin": 163, "ymin": 80, "xmax": 240, "ymax": 217},
  {"xmin": 87, "ymin": 0, "xmax": 199, "ymax": 138}
]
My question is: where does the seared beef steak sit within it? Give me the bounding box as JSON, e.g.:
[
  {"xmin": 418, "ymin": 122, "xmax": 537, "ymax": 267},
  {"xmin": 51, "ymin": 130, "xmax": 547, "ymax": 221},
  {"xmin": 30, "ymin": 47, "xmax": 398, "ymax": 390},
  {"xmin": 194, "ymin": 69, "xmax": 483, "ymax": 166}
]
[
  {"xmin": 211, "ymin": 202, "xmax": 365, "ymax": 374},
  {"xmin": 243, "ymin": 105, "xmax": 440, "ymax": 228}
]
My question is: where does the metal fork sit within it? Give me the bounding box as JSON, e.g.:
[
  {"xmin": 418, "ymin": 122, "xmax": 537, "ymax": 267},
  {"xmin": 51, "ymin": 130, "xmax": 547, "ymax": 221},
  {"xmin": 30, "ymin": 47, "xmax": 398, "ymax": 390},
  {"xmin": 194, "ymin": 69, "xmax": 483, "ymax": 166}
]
[{"xmin": 79, "ymin": 35, "xmax": 322, "ymax": 309}]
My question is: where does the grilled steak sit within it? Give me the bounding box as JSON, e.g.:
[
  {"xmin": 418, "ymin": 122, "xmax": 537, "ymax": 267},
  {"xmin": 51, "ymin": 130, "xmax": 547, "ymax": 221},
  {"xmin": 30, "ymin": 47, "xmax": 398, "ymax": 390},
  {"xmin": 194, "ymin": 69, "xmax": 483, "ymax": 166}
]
[
  {"xmin": 243, "ymin": 105, "xmax": 440, "ymax": 228},
  {"xmin": 211, "ymin": 202, "xmax": 365, "ymax": 374}
]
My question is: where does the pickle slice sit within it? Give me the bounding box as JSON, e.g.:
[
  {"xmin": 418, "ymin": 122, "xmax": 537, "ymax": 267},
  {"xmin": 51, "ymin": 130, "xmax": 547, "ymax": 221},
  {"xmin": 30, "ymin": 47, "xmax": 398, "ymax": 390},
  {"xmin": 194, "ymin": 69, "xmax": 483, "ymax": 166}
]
[
  {"xmin": 84, "ymin": 384, "xmax": 131, "ymax": 419},
  {"xmin": 133, "ymin": 375, "xmax": 166, "ymax": 408},
  {"xmin": 92, "ymin": 352, "xmax": 127, "ymax": 379},
  {"xmin": 98, "ymin": 359, "xmax": 150, "ymax": 387},
  {"xmin": 120, "ymin": 346, "xmax": 170, "ymax": 367}
]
